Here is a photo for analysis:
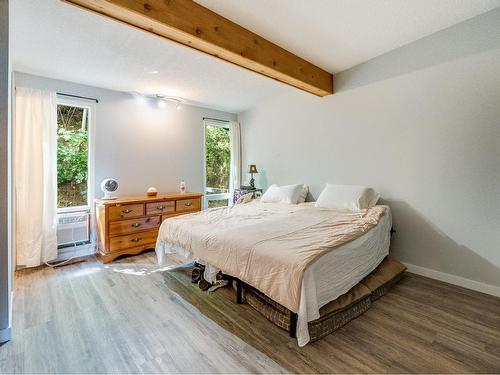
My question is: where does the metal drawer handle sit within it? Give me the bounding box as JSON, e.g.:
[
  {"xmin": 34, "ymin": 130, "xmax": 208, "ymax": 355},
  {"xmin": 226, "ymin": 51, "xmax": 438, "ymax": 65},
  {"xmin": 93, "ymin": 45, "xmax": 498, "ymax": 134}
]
[
  {"xmin": 184, "ymin": 202, "xmax": 192, "ymax": 207},
  {"xmin": 122, "ymin": 209, "xmax": 132, "ymax": 214},
  {"xmin": 130, "ymin": 237, "xmax": 142, "ymax": 243},
  {"xmin": 156, "ymin": 205, "xmax": 165, "ymax": 210},
  {"xmin": 132, "ymin": 223, "xmax": 141, "ymax": 228}
]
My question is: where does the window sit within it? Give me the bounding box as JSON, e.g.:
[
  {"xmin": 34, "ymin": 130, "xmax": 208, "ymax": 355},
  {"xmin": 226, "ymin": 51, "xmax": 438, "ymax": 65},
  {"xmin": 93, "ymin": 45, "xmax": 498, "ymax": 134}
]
[
  {"xmin": 57, "ymin": 101, "xmax": 92, "ymax": 210},
  {"xmin": 56, "ymin": 98, "xmax": 94, "ymax": 250},
  {"xmin": 204, "ymin": 120, "xmax": 231, "ymax": 208}
]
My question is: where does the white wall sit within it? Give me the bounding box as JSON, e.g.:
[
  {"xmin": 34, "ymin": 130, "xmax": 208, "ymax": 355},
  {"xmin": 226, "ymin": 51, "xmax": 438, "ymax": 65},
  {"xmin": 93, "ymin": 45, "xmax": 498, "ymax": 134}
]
[
  {"xmin": 0, "ymin": 0, "xmax": 12, "ymax": 343},
  {"xmin": 14, "ymin": 72, "xmax": 236, "ymax": 198},
  {"xmin": 240, "ymin": 9, "xmax": 500, "ymax": 289}
]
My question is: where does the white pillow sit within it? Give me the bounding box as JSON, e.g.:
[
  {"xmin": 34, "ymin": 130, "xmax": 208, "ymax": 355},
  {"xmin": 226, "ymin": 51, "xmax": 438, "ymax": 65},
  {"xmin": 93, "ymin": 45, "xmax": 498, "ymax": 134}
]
[
  {"xmin": 298, "ymin": 185, "xmax": 309, "ymax": 203},
  {"xmin": 315, "ymin": 184, "xmax": 380, "ymax": 211},
  {"xmin": 261, "ymin": 184, "xmax": 304, "ymax": 204},
  {"xmin": 260, "ymin": 184, "xmax": 281, "ymax": 203}
]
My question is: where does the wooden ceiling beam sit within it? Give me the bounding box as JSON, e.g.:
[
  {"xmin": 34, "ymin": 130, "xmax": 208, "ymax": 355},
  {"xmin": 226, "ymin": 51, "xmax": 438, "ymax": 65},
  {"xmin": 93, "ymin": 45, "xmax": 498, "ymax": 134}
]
[{"xmin": 62, "ymin": 0, "xmax": 334, "ymax": 96}]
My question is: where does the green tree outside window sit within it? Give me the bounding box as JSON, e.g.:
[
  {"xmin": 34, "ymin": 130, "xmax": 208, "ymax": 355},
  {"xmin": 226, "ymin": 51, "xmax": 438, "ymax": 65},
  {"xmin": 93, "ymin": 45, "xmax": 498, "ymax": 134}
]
[
  {"xmin": 205, "ymin": 125, "xmax": 230, "ymax": 195},
  {"xmin": 57, "ymin": 104, "xmax": 89, "ymax": 208}
]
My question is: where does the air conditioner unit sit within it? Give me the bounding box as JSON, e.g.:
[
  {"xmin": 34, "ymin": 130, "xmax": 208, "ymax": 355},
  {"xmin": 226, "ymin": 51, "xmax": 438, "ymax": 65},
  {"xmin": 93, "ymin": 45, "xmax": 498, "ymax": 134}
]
[{"xmin": 57, "ymin": 211, "xmax": 90, "ymax": 247}]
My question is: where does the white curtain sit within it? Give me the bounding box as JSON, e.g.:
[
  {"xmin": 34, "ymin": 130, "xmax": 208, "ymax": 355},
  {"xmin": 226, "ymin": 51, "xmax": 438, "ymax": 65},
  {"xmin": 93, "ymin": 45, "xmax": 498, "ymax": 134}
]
[
  {"xmin": 229, "ymin": 121, "xmax": 241, "ymax": 194},
  {"xmin": 15, "ymin": 87, "xmax": 58, "ymax": 267}
]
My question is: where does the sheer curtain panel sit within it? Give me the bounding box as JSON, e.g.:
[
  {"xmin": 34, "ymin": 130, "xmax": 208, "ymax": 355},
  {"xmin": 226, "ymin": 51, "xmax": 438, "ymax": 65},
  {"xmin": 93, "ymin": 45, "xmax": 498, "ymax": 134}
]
[
  {"xmin": 14, "ymin": 87, "xmax": 58, "ymax": 267},
  {"xmin": 229, "ymin": 121, "xmax": 241, "ymax": 194}
]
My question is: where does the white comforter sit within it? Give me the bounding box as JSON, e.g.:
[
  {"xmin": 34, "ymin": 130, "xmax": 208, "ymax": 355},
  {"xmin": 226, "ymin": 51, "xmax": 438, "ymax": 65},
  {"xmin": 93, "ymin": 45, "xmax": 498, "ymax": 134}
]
[{"xmin": 156, "ymin": 201, "xmax": 391, "ymax": 346}]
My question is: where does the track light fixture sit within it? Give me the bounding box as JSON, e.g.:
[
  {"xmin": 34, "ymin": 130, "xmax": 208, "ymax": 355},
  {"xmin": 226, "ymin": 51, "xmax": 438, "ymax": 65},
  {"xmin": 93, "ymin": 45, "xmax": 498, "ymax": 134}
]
[{"xmin": 155, "ymin": 94, "xmax": 184, "ymax": 109}]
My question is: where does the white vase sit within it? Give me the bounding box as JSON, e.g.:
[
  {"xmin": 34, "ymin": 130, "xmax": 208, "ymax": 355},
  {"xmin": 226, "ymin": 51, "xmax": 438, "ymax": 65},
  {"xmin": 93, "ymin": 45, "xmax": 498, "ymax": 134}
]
[{"xmin": 179, "ymin": 180, "xmax": 186, "ymax": 194}]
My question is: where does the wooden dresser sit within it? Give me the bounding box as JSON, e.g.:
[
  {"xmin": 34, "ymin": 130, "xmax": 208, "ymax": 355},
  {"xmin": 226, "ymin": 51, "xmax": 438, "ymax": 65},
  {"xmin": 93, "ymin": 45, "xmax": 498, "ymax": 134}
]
[{"xmin": 95, "ymin": 192, "xmax": 203, "ymax": 263}]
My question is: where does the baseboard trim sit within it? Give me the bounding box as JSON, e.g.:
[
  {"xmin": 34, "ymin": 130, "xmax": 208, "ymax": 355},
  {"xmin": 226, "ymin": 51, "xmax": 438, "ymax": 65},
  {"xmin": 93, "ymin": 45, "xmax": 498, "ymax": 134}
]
[
  {"xmin": 0, "ymin": 327, "xmax": 11, "ymax": 343},
  {"xmin": 404, "ymin": 262, "xmax": 500, "ymax": 298}
]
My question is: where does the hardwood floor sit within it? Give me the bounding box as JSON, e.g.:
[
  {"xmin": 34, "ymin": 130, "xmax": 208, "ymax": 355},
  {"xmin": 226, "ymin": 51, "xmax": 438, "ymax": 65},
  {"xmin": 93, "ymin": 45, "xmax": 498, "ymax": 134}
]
[{"xmin": 1, "ymin": 251, "xmax": 499, "ymax": 373}]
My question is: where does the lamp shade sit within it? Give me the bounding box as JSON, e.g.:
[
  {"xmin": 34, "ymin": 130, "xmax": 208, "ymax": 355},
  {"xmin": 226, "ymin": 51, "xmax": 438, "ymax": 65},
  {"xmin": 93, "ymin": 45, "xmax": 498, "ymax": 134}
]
[{"xmin": 248, "ymin": 164, "xmax": 258, "ymax": 174}]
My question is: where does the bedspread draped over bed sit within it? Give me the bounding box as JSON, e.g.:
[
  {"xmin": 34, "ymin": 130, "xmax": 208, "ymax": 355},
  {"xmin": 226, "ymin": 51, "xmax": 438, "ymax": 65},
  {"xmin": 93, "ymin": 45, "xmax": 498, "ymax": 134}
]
[{"xmin": 156, "ymin": 201, "xmax": 387, "ymax": 313}]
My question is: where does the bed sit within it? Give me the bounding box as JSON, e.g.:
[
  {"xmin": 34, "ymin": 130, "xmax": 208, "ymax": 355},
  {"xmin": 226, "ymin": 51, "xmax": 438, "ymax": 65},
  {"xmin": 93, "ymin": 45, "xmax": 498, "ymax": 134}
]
[{"xmin": 156, "ymin": 200, "xmax": 393, "ymax": 346}]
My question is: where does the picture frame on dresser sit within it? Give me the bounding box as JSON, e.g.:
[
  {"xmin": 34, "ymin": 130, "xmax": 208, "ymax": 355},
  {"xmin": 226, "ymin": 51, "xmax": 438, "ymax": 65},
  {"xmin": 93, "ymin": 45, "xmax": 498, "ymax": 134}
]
[{"xmin": 94, "ymin": 192, "xmax": 203, "ymax": 263}]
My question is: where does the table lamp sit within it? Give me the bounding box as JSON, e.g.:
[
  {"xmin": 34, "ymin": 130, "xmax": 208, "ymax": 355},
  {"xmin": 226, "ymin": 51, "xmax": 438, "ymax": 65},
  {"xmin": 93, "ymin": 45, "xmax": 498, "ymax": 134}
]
[{"xmin": 248, "ymin": 164, "xmax": 258, "ymax": 188}]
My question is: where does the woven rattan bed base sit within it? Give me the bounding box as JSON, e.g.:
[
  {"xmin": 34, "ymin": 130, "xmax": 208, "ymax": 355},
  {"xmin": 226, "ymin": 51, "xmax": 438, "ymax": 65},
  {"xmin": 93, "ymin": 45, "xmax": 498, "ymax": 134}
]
[
  {"xmin": 308, "ymin": 296, "xmax": 372, "ymax": 341},
  {"xmin": 369, "ymin": 272, "xmax": 404, "ymax": 301},
  {"xmin": 244, "ymin": 286, "xmax": 373, "ymax": 342},
  {"xmin": 245, "ymin": 288, "xmax": 293, "ymax": 331},
  {"xmin": 243, "ymin": 257, "xmax": 406, "ymax": 342}
]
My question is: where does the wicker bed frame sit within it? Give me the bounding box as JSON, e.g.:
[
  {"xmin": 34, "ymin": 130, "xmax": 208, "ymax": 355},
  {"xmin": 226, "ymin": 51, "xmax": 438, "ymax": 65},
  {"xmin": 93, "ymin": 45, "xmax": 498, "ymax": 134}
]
[
  {"xmin": 243, "ymin": 257, "xmax": 405, "ymax": 341},
  {"xmin": 202, "ymin": 257, "xmax": 406, "ymax": 342}
]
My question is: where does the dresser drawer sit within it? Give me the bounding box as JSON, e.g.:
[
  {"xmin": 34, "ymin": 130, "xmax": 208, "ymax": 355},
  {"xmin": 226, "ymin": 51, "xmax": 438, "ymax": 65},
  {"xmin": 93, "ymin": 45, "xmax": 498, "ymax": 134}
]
[
  {"xmin": 108, "ymin": 203, "xmax": 144, "ymax": 221},
  {"xmin": 109, "ymin": 216, "xmax": 160, "ymax": 236},
  {"xmin": 109, "ymin": 230, "xmax": 158, "ymax": 252},
  {"xmin": 146, "ymin": 201, "xmax": 175, "ymax": 216},
  {"xmin": 176, "ymin": 198, "xmax": 201, "ymax": 212},
  {"xmin": 161, "ymin": 212, "xmax": 185, "ymax": 222}
]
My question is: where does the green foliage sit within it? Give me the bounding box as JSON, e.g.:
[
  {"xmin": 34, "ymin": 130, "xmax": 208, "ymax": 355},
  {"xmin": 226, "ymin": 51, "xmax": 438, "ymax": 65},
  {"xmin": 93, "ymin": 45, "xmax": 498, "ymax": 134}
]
[
  {"xmin": 205, "ymin": 125, "xmax": 230, "ymax": 193},
  {"xmin": 57, "ymin": 105, "xmax": 88, "ymax": 207},
  {"xmin": 57, "ymin": 127, "xmax": 88, "ymax": 185}
]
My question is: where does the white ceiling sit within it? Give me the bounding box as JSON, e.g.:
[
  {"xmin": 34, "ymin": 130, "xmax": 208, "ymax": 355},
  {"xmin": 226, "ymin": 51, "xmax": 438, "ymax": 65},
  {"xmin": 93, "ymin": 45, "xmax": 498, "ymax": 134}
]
[
  {"xmin": 198, "ymin": 0, "xmax": 500, "ymax": 73},
  {"xmin": 11, "ymin": 0, "xmax": 500, "ymax": 113}
]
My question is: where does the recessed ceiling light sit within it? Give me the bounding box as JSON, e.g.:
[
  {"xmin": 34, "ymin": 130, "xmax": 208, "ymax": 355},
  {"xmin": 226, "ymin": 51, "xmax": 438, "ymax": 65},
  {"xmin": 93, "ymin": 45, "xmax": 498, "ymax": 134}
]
[{"xmin": 148, "ymin": 70, "xmax": 159, "ymax": 75}]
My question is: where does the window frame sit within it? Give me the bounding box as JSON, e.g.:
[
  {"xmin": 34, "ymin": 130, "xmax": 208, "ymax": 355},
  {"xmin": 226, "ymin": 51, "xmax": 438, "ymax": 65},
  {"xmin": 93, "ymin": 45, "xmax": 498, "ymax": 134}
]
[
  {"xmin": 56, "ymin": 96, "xmax": 95, "ymax": 215},
  {"xmin": 203, "ymin": 119, "xmax": 232, "ymax": 209}
]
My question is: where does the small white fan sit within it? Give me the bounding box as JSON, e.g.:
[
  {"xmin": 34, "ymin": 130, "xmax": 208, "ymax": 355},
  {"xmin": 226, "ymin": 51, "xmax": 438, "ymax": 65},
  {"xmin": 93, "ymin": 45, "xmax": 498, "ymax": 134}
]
[{"xmin": 100, "ymin": 178, "xmax": 118, "ymax": 200}]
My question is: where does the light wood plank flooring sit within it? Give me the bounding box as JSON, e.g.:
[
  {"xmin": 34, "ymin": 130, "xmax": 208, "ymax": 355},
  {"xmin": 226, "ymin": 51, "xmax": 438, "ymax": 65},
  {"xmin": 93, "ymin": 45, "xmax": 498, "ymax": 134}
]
[{"xmin": 1, "ymin": 251, "xmax": 499, "ymax": 373}]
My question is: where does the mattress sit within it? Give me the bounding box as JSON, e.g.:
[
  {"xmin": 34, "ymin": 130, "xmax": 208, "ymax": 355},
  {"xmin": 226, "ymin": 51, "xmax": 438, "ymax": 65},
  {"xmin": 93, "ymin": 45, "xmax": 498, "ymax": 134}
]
[{"xmin": 156, "ymin": 201, "xmax": 391, "ymax": 346}]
